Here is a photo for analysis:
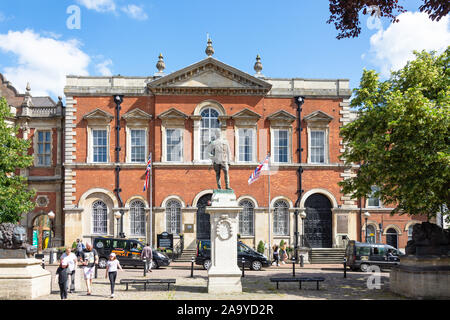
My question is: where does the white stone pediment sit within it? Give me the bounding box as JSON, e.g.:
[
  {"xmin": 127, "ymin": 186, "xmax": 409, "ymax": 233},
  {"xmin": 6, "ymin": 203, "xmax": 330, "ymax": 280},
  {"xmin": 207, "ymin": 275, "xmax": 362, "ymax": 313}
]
[
  {"xmin": 83, "ymin": 108, "xmax": 113, "ymax": 122},
  {"xmin": 231, "ymin": 108, "xmax": 261, "ymax": 120},
  {"xmin": 122, "ymin": 108, "xmax": 153, "ymax": 121},
  {"xmin": 267, "ymin": 110, "xmax": 296, "ymax": 123},
  {"xmin": 148, "ymin": 57, "xmax": 272, "ymax": 95},
  {"xmin": 158, "ymin": 108, "xmax": 188, "ymax": 120},
  {"xmin": 304, "ymin": 110, "xmax": 334, "ymax": 123}
]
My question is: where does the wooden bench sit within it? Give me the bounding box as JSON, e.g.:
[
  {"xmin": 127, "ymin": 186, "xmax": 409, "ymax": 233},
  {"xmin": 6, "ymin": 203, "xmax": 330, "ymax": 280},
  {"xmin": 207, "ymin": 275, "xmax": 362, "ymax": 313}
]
[
  {"xmin": 270, "ymin": 277, "xmax": 325, "ymax": 290},
  {"xmin": 120, "ymin": 279, "xmax": 176, "ymax": 291}
]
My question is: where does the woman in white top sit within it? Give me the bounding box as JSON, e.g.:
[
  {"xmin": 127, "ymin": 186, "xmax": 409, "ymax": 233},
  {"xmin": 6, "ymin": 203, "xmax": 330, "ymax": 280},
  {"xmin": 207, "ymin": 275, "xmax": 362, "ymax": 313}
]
[
  {"xmin": 105, "ymin": 253, "xmax": 123, "ymax": 298},
  {"xmin": 60, "ymin": 247, "xmax": 78, "ymax": 293}
]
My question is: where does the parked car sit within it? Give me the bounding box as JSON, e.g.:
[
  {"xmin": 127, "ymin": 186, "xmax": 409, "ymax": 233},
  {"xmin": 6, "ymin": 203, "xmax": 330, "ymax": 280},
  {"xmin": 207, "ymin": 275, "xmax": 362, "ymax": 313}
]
[
  {"xmin": 345, "ymin": 240, "xmax": 403, "ymax": 272},
  {"xmin": 93, "ymin": 237, "xmax": 171, "ymax": 269},
  {"xmin": 195, "ymin": 240, "xmax": 270, "ymax": 271}
]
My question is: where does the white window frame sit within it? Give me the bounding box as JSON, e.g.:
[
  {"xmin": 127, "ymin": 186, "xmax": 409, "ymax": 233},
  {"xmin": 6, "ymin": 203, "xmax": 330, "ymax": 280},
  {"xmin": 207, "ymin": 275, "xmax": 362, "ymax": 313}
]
[
  {"xmin": 34, "ymin": 130, "xmax": 52, "ymax": 167},
  {"xmin": 271, "ymin": 128, "xmax": 291, "ymax": 164},
  {"xmin": 166, "ymin": 199, "xmax": 182, "ymax": 235},
  {"xmin": 309, "ymin": 130, "xmax": 326, "ymax": 164},
  {"xmin": 126, "ymin": 126, "xmax": 148, "ymax": 163},
  {"xmin": 236, "ymin": 127, "xmax": 256, "ymax": 163},
  {"xmin": 129, "ymin": 200, "xmax": 146, "ymax": 237},
  {"xmin": 367, "ymin": 186, "xmax": 382, "ymax": 208},
  {"xmin": 307, "ymin": 127, "xmax": 330, "ymax": 164},
  {"xmin": 92, "ymin": 200, "xmax": 108, "ymax": 235},
  {"xmin": 238, "ymin": 199, "xmax": 255, "ymax": 236},
  {"xmin": 87, "ymin": 125, "xmax": 110, "ymax": 163},
  {"xmin": 165, "ymin": 128, "xmax": 184, "ymax": 163},
  {"xmin": 273, "ymin": 200, "xmax": 289, "ymax": 236}
]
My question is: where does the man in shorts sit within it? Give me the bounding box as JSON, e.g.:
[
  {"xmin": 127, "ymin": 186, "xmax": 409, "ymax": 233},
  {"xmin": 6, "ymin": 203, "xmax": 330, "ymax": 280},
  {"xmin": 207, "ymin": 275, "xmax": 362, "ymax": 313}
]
[{"xmin": 79, "ymin": 242, "xmax": 98, "ymax": 295}]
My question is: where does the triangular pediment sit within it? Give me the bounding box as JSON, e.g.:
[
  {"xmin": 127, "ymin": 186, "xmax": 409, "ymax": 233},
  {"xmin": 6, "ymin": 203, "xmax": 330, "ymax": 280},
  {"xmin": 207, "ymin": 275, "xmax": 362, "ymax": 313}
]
[
  {"xmin": 83, "ymin": 108, "xmax": 114, "ymax": 122},
  {"xmin": 232, "ymin": 108, "xmax": 261, "ymax": 120},
  {"xmin": 267, "ymin": 110, "xmax": 296, "ymax": 122},
  {"xmin": 158, "ymin": 108, "xmax": 188, "ymax": 120},
  {"xmin": 148, "ymin": 57, "xmax": 272, "ymax": 95},
  {"xmin": 122, "ymin": 108, "xmax": 153, "ymax": 121},
  {"xmin": 304, "ymin": 110, "xmax": 333, "ymax": 123}
]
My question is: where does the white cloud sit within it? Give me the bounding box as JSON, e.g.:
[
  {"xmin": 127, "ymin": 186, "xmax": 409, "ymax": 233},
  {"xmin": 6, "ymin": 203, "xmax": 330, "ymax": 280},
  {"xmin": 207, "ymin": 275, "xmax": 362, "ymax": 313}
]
[
  {"xmin": 367, "ymin": 12, "xmax": 450, "ymax": 77},
  {"xmin": 95, "ymin": 59, "xmax": 113, "ymax": 76},
  {"xmin": 76, "ymin": 0, "xmax": 116, "ymax": 12},
  {"xmin": 0, "ymin": 30, "xmax": 91, "ymax": 97},
  {"xmin": 121, "ymin": 4, "xmax": 148, "ymax": 21}
]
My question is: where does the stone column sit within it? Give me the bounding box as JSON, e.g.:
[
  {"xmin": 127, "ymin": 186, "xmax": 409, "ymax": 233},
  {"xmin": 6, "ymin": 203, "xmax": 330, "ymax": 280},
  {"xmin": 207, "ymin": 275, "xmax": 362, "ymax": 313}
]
[{"xmin": 205, "ymin": 190, "xmax": 242, "ymax": 294}]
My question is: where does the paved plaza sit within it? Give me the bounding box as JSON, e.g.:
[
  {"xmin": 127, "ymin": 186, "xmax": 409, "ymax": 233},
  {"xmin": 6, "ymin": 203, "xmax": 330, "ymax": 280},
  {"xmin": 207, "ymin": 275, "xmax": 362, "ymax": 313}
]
[{"xmin": 37, "ymin": 262, "xmax": 406, "ymax": 300}]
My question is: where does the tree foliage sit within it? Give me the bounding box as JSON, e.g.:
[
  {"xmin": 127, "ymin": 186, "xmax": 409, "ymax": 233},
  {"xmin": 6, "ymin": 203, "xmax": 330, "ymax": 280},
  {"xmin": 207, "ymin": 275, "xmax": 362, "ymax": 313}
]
[
  {"xmin": 339, "ymin": 48, "xmax": 450, "ymax": 219},
  {"xmin": 0, "ymin": 97, "xmax": 35, "ymax": 223},
  {"xmin": 328, "ymin": 0, "xmax": 449, "ymax": 39}
]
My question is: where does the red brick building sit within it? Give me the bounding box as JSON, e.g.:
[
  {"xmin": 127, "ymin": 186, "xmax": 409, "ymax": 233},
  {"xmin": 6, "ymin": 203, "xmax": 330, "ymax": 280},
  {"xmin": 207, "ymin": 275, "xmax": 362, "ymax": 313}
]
[
  {"xmin": 1, "ymin": 74, "xmax": 64, "ymax": 251},
  {"xmin": 1, "ymin": 41, "xmax": 426, "ymax": 261}
]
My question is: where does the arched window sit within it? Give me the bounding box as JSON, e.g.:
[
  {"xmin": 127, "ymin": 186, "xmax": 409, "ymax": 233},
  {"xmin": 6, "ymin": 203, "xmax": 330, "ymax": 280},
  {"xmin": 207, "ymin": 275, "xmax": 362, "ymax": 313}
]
[
  {"xmin": 273, "ymin": 200, "xmax": 289, "ymax": 235},
  {"xmin": 367, "ymin": 225, "xmax": 376, "ymax": 243},
  {"xmin": 130, "ymin": 200, "xmax": 145, "ymax": 236},
  {"xmin": 92, "ymin": 200, "xmax": 107, "ymax": 234},
  {"xmin": 166, "ymin": 199, "xmax": 182, "ymax": 235},
  {"xmin": 386, "ymin": 228, "xmax": 398, "ymax": 248},
  {"xmin": 200, "ymin": 108, "xmax": 220, "ymax": 160},
  {"xmin": 408, "ymin": 225, "xmax": 414, "ymax": 242},
  {"xmin": 239, "ymin": 200, "xmax": 254, "ymax": 236}
]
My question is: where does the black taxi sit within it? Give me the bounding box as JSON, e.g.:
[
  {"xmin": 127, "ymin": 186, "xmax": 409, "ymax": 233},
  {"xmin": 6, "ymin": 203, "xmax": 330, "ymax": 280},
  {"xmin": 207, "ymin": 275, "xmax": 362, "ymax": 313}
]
[{"xmin": 93, "ymin": 237, "xmax": 171, "ymax": 269}]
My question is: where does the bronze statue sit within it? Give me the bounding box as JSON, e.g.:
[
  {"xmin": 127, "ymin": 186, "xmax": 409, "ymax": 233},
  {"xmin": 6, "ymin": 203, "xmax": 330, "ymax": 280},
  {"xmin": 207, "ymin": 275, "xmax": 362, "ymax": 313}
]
[
  {"xmin": 206, "ymin": 129, "xmax": 232, "ymax": 190},
  {"xmin": 405, "ymin": 222, "xmax": 450, "ymax": 256}
]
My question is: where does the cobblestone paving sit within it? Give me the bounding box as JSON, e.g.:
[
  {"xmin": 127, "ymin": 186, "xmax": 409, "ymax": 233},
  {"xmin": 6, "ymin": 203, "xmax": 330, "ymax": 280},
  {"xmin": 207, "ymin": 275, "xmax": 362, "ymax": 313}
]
[{"xmin": 37, "ymin": 262, "xmax": 406, "ymax": 300}]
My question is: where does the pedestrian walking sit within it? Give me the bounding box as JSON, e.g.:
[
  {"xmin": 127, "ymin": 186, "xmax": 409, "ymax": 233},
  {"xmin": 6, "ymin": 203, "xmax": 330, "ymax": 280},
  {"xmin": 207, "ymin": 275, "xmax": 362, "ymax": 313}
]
[
  {"xmin": 60, "ymin": 247, "xmax": 77, "ymax": 293},
  {"xmin": 76, "ymin": 239, "xmax": 84, "ymax": 258},
  {"xmin": 55, "ymin": 259, "xmax": 69, "ymax": 300},
  {"xmin": 105, "ymin": 253, "xmax": 123, "ymax": 298},
  {"xmin": 79, "ymin": 242, "xmax": 98, "ymax": 296},
  {"xmin": 141, "ymin": 243, "xmax": 153, "ymax": 274},
  {"xmin": 272, "ymin": 245, "xmax": 280, "ymax": 266}
]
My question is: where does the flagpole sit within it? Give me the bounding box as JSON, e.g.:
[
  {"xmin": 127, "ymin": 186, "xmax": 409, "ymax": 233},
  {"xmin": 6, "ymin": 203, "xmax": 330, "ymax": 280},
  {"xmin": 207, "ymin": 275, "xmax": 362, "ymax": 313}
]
[
  {"xmin": 268, "ymin": 152, "xmax": 271, "ymax": 261},
  {"xmin": 149, "ymin": 152, "xmax": 153, "ymax": 249}
]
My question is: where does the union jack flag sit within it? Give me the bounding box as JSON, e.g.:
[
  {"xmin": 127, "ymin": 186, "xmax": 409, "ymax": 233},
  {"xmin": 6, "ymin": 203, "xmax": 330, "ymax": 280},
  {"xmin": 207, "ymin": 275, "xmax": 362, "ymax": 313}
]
[
  {"xmin": 143, "ymin": 153, "xmax": 152, "ymax": 192},
  {"xmin": 248, "ymin": 154, "xmax": 270, "ymax": 185}
]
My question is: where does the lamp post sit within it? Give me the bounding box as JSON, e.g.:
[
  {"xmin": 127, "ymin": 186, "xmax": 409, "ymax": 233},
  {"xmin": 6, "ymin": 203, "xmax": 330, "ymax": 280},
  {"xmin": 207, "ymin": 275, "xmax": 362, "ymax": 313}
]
[
  {"xmin": 47, "ymin": 211, "xmax": 55, "ymax": 264},
  {"xmin": 300, "ymin": 211, "xmax": 306, "ymax": 247},
  {"xmin": 364, "ymin": 211, "xmax": 371, "ymax": 243},
  {"xmin": 114, "ymin": 211, "xmax": 122, "ymax": 238}
]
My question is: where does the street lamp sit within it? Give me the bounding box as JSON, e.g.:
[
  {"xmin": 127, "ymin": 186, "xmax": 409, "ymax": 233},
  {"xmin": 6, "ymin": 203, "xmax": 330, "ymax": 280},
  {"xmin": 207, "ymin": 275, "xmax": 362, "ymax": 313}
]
[
  {"xmin": 364, "ymin": 211, "xmax": 371, "ymax": 243},
  {"xmin": 47, "ymin": 211, "xmax": 55, "ymax": 264},
  {"xmin": 300, "ymin": 211, "xmax": 306, "ymax": 247},
  {"xmin": 114, "ymin": 211, "xmax": 122, "ymax": 238}
]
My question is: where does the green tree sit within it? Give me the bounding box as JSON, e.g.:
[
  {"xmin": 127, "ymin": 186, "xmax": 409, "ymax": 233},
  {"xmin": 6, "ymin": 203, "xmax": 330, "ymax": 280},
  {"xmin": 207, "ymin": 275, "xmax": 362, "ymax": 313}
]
[
  {"xmin": 0, "ymin": 97, "xmax": 35, "ymax": 223},
  {"xmin": 340, "ymin": 48, "xmax": 450, "ymax": 220}
]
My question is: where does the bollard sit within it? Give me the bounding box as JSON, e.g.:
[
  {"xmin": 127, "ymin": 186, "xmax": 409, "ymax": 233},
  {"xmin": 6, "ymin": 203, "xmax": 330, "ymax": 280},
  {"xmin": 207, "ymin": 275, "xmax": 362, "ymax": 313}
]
[
  {"xmin": 241, "ymin": 257, "xmax": 245, "ymax": 278},
  {"xmin": 300, "ymin": 255, "xmax": 304, "ymax": 268},
  {"xmin": 42, "ymin": 258, "xmax": 45, "ymax": 269},
  {"xmin": 143, "ymin": 259, "xmax": 147, "ymax": 277},
  {"xmin": 95, "ymin": 264, "xmax": 98, "ymax": 279},
  {"xmin": 343, "ymin": 258, "xmax": 347, "ymax": 278},
  {"xmin": 190, "ymin": 257, "xmax": 194, "ymax": 278},
  {"xmin": 292, "ymin": 257, "xmax": 296, "ymax": 277}
]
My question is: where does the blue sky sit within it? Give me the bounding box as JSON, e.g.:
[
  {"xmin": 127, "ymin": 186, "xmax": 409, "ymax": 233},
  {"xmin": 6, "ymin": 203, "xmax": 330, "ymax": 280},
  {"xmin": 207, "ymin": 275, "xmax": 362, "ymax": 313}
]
[{"xmin": 0, "ymin": 0, "xmax": 448, "ymax": 99}]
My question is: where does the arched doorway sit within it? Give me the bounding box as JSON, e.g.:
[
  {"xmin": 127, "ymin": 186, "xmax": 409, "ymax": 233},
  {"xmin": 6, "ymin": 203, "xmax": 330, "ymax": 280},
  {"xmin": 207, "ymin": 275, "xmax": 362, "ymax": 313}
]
[
  {"xmin": 304, "ymin": 194, "xmax": 333, "ymax": 248},
  {"xmin": 32, "ymin": 214, "xmax": 53, "ymax": 252},
  {"xmin": 196, "ymin": 193, "xmax": 212, "ymax": 240},
  {"xmin": 386, "ymin": 228, "xmax": 398, "ymax": 248}
]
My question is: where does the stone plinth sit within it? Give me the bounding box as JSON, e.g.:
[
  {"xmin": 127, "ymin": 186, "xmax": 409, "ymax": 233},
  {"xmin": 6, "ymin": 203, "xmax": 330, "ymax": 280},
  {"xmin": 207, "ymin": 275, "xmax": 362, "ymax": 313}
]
[
  {"xmin": 390, "ymin": 255, "xmax": 450, "ymax": 299},
  {"xmin": 0, "ymin": 258, "xmax": 51, "ymax": 299},
  {"xmin": 206, "ymin": 189, "xmax": 242, "ymax": 294}
]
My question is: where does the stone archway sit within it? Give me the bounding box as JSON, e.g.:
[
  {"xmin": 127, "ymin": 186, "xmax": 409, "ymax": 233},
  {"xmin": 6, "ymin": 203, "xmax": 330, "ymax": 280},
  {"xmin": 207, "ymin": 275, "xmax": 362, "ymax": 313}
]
[
  {"xmin": 304, "ymin": 193, "xmax": 333, "ymax": 248},
  {"xmin": 196, "ymin": 193, "xmax": 212, "ymax": 240}
]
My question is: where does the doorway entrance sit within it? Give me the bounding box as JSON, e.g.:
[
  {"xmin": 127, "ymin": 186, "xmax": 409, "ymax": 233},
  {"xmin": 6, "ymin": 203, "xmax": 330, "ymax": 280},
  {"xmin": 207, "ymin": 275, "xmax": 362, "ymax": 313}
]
[
  {"xmin": 304, "ymin": 194, "xmax": 333, "ymax": 248},
  {"xmin": 196, "ymin": 193, "xmax": 212, "ymax": 240},
  {"xmin": 32, "ymin": 214, "xmax": 53, "ymax": 252}
]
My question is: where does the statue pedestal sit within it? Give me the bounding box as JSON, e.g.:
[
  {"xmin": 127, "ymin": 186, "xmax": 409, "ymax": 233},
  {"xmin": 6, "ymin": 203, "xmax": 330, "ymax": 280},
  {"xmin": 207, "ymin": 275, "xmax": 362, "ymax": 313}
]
[
  {"xmin": 0, "ymin": 258, "xmax": 51, "ymax": 299},
  {"xmin": 390, "ymin": 255, "xmax": 450, "ymax": 299},
  {"xmin": 206, "ymin": 190, "xmax": 243, "ymax": 294}
]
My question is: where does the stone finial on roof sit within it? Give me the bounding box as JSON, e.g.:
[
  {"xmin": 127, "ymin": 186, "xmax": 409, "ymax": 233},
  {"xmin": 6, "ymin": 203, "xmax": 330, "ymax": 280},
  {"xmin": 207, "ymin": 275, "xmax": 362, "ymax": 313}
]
[
  {"xmin": 254, "ymin": 54, "xmax": 264, "ymax": 78},
  {"xmin": 156, "ymin": 53, "xmax": 165, "ymax": 75},
  {"xmin": 205, "ymin": 38, "xmax": 214, "ymax": 57},
  {"xmin": 22, "ymin": 82, "xmax": 33, "ymax": 108}
]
